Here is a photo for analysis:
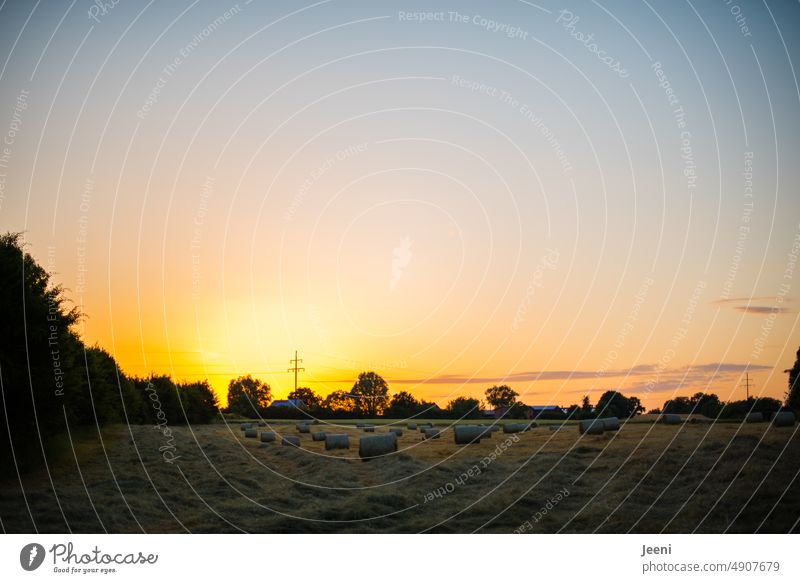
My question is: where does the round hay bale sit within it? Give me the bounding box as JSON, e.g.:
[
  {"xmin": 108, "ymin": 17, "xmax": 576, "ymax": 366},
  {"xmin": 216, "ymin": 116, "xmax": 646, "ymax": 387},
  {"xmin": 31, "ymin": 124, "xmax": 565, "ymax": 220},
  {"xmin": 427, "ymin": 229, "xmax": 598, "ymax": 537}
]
[
  {"xmin": 311, "ymin": 431, "xmax": 326, "ymax": 441},
  {"xmin": 772, "ymin": 411, "xmax": 796, "ymax": 427},
  {"xmin": 296, "ymin": 424, "xmax": 310, "ymax": 433},
  {"xmin": 661, "ymin": 414, "xmax": 681, "ymax": 425},
  {"xmin": 239, "ymin": 422, "xmax": 252, "ymax": 431},
  {"xmin": 480, "ymin": 426, "xmax": 494, "ymax": 438},
  {"xmin": 524, "ymin": 422, "xmax": 538, "ymax": 431},
  {"xmin": 503, "ymin": 423, "xmax": 527, "ymax": 433},
  {"xmin": 281, "ymin": 436, "xmax": 301, "ymax": 447},
  {"xmin": 260, "ymin": 431, "xmax": 276, "ymax": 443},
  {"xmin": 454, "ymin": 425, "xmax": 483, "ymax": 444},
  {"xmin": 389, "ymin": 427, "xmax": 403, "ymax": 436},
  {"xmin": 359, "ymin": 433, "xmax": 397, "ymax": 460},
  {"xmin": 356, "ymin": 423, "xmax": 365, "ymax": 428},
  {"xmin": 325, "ymin": 434, "xmax": 350, "ymax": 450},
  {"xmin": 244, "ymin": 428, "xmax": 258, "ymax": 438},
  {"xmin": 745, "ymin": 412, "xmax": 764, "ymax": 423},
  {"xmin": 419, "ymin": 425, "xmax": 432, "ymax": 432},
  {"xmin": 578, "ymin": 419, "xmax": 604, "ymax": 435},
  {"xmin": 407, "ymin": 423, "xmax": 417, "ymax": 430},
  {"xmin": 422, "ymin": 427, "xmax": 441, "ymax": 439},
  {"xmin": 363, "ymin": 425, "xmax": 375, "ymax": 432},
  {"xmin": 257, "ymin": 421, "xmax": 267, "ymax": 427},
  {"xmin": 599, "ymin": 417, "xmax": 620, "ymax": 431}
]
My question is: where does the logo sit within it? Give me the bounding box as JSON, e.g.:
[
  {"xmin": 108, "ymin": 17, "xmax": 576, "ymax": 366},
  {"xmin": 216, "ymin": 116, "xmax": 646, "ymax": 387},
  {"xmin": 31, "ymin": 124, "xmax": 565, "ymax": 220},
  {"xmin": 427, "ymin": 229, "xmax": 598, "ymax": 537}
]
[
  {"xmin": 20, "ymin": 543, "xmax": 46, "ymax": 571},
  {"xmin": 390, "ymin": 236, "xmax": 413, "ymax": 292}
]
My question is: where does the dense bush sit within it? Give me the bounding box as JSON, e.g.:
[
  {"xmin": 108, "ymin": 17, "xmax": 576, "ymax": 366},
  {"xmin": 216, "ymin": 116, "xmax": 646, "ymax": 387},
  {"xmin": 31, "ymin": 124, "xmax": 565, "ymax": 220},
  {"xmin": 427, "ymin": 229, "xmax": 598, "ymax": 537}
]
[
  {"xmin": 226, "ymin": 375, "xmax": 272, "ymax": 418},
  {"xmin": 662, "ymin": 392, "xmax": 723, "ymax": 418},
  {"xmin": 595, "ymin": 390, "xmax": 644, "ymax": 419},
  {"xmin": 504, "ymin": 401, "xmax": 531, "ymax": 419},
  {"xmin": 179, "ymin": 380, "xmax": 220, "ymax": 424},
  {"xmin": 717, "ymin": 397, "xmax": 782, "ymax": 420},
  {"xmin": 446, "ymin": 396, "xmax": 483, "ymax": 419},
  {"xmin": 532, "ymin": 408, "xmax": 568, "ymax": 420},
  {"xmin": 0, "ymin": 234, "xmax": 220, "ymax": 472},
  {"xmin": 1, "ymin": 233, "xmax": 82, "ymax": 468},
  {"xmin": 384, "ymin": 390, "xmax": 422, "ymax": 418}
]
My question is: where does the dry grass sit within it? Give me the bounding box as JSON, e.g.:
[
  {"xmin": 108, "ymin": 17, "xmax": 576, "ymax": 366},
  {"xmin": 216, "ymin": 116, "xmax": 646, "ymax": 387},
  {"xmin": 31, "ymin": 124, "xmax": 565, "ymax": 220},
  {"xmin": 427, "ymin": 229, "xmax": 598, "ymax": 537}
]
[{"xmin": 1, "ymin": 420, "xmax": 798, "ymax": 533}]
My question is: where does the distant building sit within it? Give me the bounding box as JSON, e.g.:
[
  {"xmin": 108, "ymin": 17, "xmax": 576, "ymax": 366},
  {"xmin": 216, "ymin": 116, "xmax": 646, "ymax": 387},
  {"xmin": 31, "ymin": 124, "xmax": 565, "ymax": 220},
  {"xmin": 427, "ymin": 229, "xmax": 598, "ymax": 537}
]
[
  {"xmin": 493, "ymin": 406, "xmax": 511, "ymax": 419},
  {"xmin": 493, "ymin": 405, "xmax": 566, "ymax": 419},
  {"xmin": 527, "ymin": 405, "xmax": 565, "ymax": 419},
  {"xmin": 271, "ymin": 399, "xmax": 306, "ymax": 409}
]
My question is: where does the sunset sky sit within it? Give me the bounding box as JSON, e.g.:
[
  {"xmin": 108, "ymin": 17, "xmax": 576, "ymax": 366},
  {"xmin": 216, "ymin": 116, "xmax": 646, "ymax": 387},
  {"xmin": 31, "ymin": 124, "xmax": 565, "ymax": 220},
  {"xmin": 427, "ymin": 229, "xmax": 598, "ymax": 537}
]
[{"xmin": 1, "ymin": 0, "xmax": 798, "ymax": 410}]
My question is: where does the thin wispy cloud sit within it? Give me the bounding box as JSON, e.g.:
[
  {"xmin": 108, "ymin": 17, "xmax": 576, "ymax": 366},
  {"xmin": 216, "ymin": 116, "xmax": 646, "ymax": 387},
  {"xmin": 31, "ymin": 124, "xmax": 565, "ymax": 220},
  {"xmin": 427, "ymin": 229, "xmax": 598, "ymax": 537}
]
[
  {"xmin": 712, "ymin": 296, "xmax": 781, "ymax": 304},
  {"xmin": 733, "ymin": 306, "xmax": 792, "ymax": 314},
  {"xmin": 386, "ymin": 362, "xmax": 772, "ymax": 385},
  {"xmin": 712, "ymin": 296, "xmax": 793, "ymax": 315}
]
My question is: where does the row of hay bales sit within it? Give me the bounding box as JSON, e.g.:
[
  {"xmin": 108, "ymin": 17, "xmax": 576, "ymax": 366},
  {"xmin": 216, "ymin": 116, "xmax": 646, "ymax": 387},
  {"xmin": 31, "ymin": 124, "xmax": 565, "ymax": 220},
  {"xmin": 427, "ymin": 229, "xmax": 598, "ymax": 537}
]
[
  {"xmin": 578, "ymin": 417, "xmax": 621, "ymax": 435},
  {"xmin": 656, "ymin": 412, "xmax": 797, "ymax": 426},
  {"xmin": 449, "ymin": 422, "xmax": 541, "ymax": 444},
  {"xmin": 240, "ymin": 424, "xmax": 350, "ymax": 450},
  {"xmin": 743, "ymin": 411, "xmax": 796, "ymax": 426},
  {"xmin": 239, "ymin": 422, "xmax": 392, "ymax": 458},
  {"xmin": 238, "ymin": 420, "xmax": 534, "ymax": 459}
]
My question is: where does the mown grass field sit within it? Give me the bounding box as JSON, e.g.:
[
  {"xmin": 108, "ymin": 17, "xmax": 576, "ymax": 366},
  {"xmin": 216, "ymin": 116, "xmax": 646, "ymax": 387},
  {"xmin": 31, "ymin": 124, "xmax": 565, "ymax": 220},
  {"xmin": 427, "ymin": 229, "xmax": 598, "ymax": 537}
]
[{"xmin": 2, "ymin": 419, "xmax": 798, "ymax": 533}]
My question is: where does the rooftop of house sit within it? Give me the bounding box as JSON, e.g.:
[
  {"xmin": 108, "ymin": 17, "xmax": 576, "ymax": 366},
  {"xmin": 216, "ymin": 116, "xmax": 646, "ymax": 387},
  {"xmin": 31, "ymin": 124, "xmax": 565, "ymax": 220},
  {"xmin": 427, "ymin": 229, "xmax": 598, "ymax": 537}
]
[{"xmin": 271, "ymin": 399, "xmax": 305, "ymax": 408}]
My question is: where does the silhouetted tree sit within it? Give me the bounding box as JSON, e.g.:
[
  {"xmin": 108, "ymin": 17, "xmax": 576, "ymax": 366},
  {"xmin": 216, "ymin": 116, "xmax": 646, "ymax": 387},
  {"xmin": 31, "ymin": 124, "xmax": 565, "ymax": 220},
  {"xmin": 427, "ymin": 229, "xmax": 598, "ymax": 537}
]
[
  {"xmin": 785, "ymin": 347, "xmax": 800, "ymax": 410},
  {"xmin": 580, "ymin": 395, "xmax": 593, "ymax": 418},
  {"xmin": 485, "ymin": 385, "xmax": 518, "ymax": 408},
  {"xmin": 0, "ymin": 232, "xmax": 248, "ymax": 471},
  {"xmin": 595, "ymin": 390, "xmax": 644, "ymax": 418},
  {"xmin": 287, "ymin": 386, "xmax": 321, "ymax": 409},
  {"xmin": 506, "ymin": 401, "xmax": 530, "ymax": 419},
  {"xmin": 350, "ymin": 371, "xmax": 389, "ymax": 416},
  {"xmin": 418, "ymin": 400, "xmax": 444, "ymax": 419},
  {"xmin": 323, "ymin": 390, "xmax": 354, "ymax": 413},
  {"xmin": 179, "ymin": 380, "xmax": 219, "ymax": 423},
  {"xmin": 226, "ymin": 375, "xmax": 272, "ymax": 418},
  {"xmin": 663, "ymin": 396, "xmax": 693, "ymax": 415},
  {"xmin": 718, "ymin": 397, "xmax": 782, "ymax": 419},
  {"xmin": 68, "ymin": 345, "xmax": 142, "ymax": 426},
  {"xmin": 447, "ymin": 396, "xmax": 483, "ymax": 419},
  {"xmin": 689, "ymin": 392, "xmax": 723, "ymax": 418},
  {"xmin": 136, "ymin": 375, "xmax": 183, "ymax": 424},
  {"xmin": 0, "ymin": 232, "xmax": 81, "ymax": 469},
  {"xmin": 384, "ymin": 390, "xmax": 421, "ymax": 418}
]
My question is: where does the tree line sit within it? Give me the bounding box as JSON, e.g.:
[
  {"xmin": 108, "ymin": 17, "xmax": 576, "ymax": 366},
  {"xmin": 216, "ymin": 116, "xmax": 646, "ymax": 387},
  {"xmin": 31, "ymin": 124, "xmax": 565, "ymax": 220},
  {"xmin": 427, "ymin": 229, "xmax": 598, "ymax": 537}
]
[
  {"xmin": 227, "ymin": 375, "xmax": 644, "ymax": 420},
  {"xmin": 0, "ymin": 234, "xmax": 219, "ymax": 471},
  {"xmin": 226, "ymin": 365, "xmax": 800, "ymax": 423}
]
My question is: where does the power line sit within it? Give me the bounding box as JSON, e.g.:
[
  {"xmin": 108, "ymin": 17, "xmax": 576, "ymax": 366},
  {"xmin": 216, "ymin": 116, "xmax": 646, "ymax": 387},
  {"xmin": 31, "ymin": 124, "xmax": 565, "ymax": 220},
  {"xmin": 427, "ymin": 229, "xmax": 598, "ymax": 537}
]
[
  {"xmin": 288, "ymin": 350, "xmax": 305, "ymax": 393},
  {"xmin": 742, "ymin": 372, "xmax": 754, "ymax": 400}
]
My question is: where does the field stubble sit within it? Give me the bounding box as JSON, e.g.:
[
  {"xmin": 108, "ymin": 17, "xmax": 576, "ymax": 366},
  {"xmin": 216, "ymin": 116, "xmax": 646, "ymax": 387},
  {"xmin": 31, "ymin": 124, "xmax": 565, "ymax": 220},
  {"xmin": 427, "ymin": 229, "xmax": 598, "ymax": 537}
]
[{"xmin": 1, "ymin": 421, "xmax": 798, "ymax": 533}]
